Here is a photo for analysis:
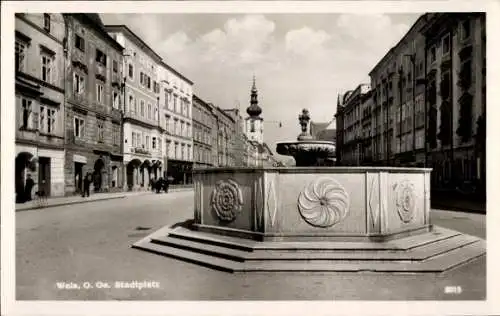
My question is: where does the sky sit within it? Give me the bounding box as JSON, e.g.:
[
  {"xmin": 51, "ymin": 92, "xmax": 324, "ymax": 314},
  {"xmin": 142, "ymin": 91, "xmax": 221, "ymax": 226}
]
[{"xmin": 100, "ymin": 13, "xmax": 421, "ymax": 159}]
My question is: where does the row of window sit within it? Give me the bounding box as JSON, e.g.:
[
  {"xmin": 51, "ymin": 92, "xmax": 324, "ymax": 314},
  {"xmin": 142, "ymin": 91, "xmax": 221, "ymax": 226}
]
[
  {"xmin": 74, "ymin": 34, "xmax": 120, "ymax": 75},
  {"xmin": 165, "ymin": 140, "xmax": 192, "ymax": 161},
  {"xmin": 194, "ymin": 145, "xmax": 213, "ymax": 164},
  {"xmin": 164, "ymin": 89, "xmax": 191, "ymax": 118},
  {"xmin": 73, "ymin": 116, "xmax": 120, "ymax": 145},
  {"xmin": 73, "ymin": 73, "xmax": 120, "ymax": 109},
  {"xmin": 19, "ymin": 97, "xmax": 58, "ymax": 134},
  {"xmin": 16, "ymin": 39, "xmax": 56, "ymax": 85},
  {"xmin": 127, "ymin": 94, "xmax": 159, "ymax": 121},
  {"xmin": 165, "ymin": 116, "xmax": 191, "ymax": 138},
  {"xmin": 130, "ymin": 132, "xmax": 161, "ymax": 151},
  {"xmin": 193, "ymin": 124, "xmax": 212, "ymax": 145}
]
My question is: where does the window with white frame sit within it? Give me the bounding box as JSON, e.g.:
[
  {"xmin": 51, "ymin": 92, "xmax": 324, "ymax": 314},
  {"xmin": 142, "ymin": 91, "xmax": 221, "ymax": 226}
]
[
  {"xmin": 132, "ymin": 132, "xmax": 136, "ymax": 147},
  {"xmin": 154, "ymin": 106, "xmax": 158, "ymax": 121},
  {"xmin": 112, "ymin": 91, "xmax": 119, "ymax": 109},
  {"xmin": 146, "ymin": 136, "xmax": 150, "ymax": 149},
  {"xmin": 97, "ymin": 119, "xmax": 104, "ymax": 142},
  {"xmin": 152, "ymin": 137, "xmax": 156, "ymax": 149},
  {"xmin": 21, "ymin": 97, "xmax": 33, "ymax": 129},
  {"xmin": 147, "ymin": 103, "xmax": 152, "ymax": 120},
  {"xmin": 15, "ymin": 40, "xmax": 27, "ymax": 72},
  {"xmin": 95, "ymin": 49, "xmax": 107, "ymax": 66},
  {"xmin": 75, "ymin": 34, "xmax": 85, "ymax": 52},
  {"xmin": 73, "ymin": 73, "xmax": 85, "ymax": 94},
  {"xmin": 41, "ymin": 53, "xmax": 54, "ymax": 83},
  {"xmin": 96, "ymin": 83, "xmax": 104, "ymax": 103},
  {"xmin": 129, "ymin": 94, "xmax": 135, "ymax": 113},
  {"xmin": 74, "ymin": 116, "xmax": 85, "ymax": 138},
  {"xmin": 39, "ymin": 106, "xmax": 45, "ymax": 132},
  {"xmin": 46, "ymin": 107, "xmax": 56, "ymax": 134},
  {"xmin": 140, "ymin": 100, "xmax": 145, "ymax": 117}
]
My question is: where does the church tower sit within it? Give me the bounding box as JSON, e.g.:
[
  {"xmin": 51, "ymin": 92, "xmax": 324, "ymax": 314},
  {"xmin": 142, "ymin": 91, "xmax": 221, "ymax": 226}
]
[{"xmin": 245, "ymin": 76, "xmax": 264, "ymax": 144}]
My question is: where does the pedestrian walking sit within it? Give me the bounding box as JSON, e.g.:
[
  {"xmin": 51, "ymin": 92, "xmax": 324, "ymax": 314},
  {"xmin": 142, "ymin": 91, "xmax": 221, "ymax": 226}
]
[
  {"xmin": 164, "ymin": 176, "xmax": 170, "ymax": 193},
  {"xmin": 155, "ymin": 177, "xmax": 162, "ymax": 194},
  {"xmin": 150, "ymin": 178, "xmax": 156, "ymax": 192},
  {"xmin": 24, "ymin": 174, "xmax": 35, "ymax": 201},
  {"xmin": 82, "ymin": 172, "xmax": 91, "ymax": 197}
]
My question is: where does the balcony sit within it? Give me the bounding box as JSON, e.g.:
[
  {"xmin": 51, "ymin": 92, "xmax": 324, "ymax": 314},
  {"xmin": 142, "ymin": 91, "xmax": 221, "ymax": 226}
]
[{"xmin": 132, "ymin": 147, "xmax": 152, "ymax": 156}]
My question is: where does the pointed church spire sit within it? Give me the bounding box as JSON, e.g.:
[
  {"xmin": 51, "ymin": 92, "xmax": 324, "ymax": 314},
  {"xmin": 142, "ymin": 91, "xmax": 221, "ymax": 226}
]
[{"xmin": 247, "ymin": 75, "xmax": 262, "ymax": 117}]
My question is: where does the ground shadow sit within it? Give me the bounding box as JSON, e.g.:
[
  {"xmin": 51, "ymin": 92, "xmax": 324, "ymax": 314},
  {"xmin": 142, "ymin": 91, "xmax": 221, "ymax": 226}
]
[{"xmin": 170, "ymin": 218, "xmax": 195, "ymax": 230}]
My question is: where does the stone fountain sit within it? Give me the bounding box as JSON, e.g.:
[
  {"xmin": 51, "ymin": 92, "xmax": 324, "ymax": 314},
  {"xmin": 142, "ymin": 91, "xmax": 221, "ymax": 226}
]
[{"xmin": 133, "ymin": 110, "xmax": 485, "ymax": 273}]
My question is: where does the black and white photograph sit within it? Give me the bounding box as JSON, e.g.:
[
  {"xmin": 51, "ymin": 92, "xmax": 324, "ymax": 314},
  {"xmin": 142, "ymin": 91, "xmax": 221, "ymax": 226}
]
[{"xmin": 1, "ymin": 1, "xmax": 499, "ymax": 315}]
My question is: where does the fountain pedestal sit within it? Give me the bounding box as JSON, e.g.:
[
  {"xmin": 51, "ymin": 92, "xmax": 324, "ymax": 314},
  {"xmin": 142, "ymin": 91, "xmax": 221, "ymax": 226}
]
[{"xmin": 192, "ymin": 167, "xmax": 431, "ymax": 241}]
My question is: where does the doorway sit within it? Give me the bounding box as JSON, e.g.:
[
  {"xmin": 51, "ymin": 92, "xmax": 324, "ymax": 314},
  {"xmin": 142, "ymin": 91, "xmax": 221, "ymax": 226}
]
[
  {"xmin": 75, "ymin": 162, "xmax": 84, "ymax": 193},
  {"xmin": 38, "ymin": 157, "xmax": 51, "ymax": 197}
]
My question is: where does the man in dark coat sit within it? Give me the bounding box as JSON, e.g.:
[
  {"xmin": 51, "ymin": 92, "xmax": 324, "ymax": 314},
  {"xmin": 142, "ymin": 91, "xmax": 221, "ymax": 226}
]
[
  {"xmin": 82, "ymin": 172, "xmax": 91, "ymax": 197},
  {"xmin": 155, "ymin": 177, "xmax": 162, "ymax": 193},
  {"xmin": 24, "ymin": 174, "xmax": 35, "ymax": 201}
]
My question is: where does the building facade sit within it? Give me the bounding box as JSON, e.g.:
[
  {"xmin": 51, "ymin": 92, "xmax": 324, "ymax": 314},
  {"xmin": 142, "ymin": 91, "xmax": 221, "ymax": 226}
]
[
  {"xmin": 192, "ymin": 94, "xmax": 216, "ymax": 168},
  {"xmin": 421, "ymin": 13, "xmax": 486, "ymax": 195},
  {"xmin": 158, "ymin": 61, "xmax": 194, "ymax": 184},
  {"xmin": 214, "ymin": 107, "xmax": 235, "ymax": 167},
  {"xmin": 335, "ymin": 13, "xmax": 486, "ymax": 197},
  {"xmin": 105, "ymin": 25, "xmax": 164, "ymax": 190},
  {"xmin": 15, "ymin": 13, "xmax": 67, "ymax": 201},
  {"xmin": 63, "ymin": 14, "xmax": 125, "ymax": 196},
  {"xmin": 335, "ymin": 84, "xmax": 370, "ymax": 166}
]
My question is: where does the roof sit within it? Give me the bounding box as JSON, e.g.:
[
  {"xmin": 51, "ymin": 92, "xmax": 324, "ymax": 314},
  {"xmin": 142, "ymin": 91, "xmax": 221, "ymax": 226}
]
[
  {"xmin": 368, "ymin": 13, "xmax": 430, "ymax": 77},
  {"xmin": 104, "ymin": 24, "xmax": 163, "ymax": 62},
  {"xmin": 160, "ymin": 60, "xmax": 194, "ymax": 85},
  {"xmin": 67, "ymin": 14, "xmax": 124, "ymax": 52}
]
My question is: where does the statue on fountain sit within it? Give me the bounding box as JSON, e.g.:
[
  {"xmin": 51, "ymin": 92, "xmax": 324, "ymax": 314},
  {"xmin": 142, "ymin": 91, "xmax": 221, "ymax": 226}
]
[{"xmin": 276, "ymin": 109, "xmax": 336, "ymax": 167}]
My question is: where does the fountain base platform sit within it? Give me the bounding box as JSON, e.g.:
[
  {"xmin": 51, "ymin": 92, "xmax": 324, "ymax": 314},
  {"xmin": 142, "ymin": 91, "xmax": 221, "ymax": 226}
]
[
  {"xmin": 133, "ymin": 167, "xmax": 485, "ymax": 273},
  {"xmin": 133, "ymin": 225, "xmax": 484, "ymax": 273}
]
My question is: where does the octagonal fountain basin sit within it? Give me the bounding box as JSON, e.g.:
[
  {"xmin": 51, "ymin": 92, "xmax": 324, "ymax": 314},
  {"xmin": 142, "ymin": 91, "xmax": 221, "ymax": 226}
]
[{"xmin": 188, "ymin": 166, "xmax": 432, "ymax": 241}]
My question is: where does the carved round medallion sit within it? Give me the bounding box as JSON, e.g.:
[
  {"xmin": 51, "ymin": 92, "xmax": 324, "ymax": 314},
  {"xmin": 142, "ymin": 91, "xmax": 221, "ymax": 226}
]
[
  {"xmin": 297, "ymin": 178, "xmax": 350, "ymax": 228},
  {"xmin": 395, "ymin": 179, "xmax": 416, "ymax": 223},
  {"xmin": 210, "ymin": 179, "xmax": 243, "ymax": 222}
]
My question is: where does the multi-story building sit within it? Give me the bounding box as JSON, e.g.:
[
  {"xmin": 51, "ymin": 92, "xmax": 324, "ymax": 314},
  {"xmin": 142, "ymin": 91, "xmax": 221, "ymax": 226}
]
[
  {"xmin": 223, "ymin": 108, "xmax": 249, "ymax": 167},
  {"xmin": 421, "ymin": 13, "xmax": 486, "ymax": 194},
  {"xmin": 192, "ymin": 94, "xmax": 216, "ymax": 168},
  {"xmin": 158, "ymin": 61, "xmax": 194, "ymax": 184},
  {"xmin": 63, "ymin": 14, "xmax": 125, "ymax": 196},
  {"xmin": 335, "ymin": 13, "xmax": 486, "ymax": 197},
  {"xmin": 214, "ymin": 107, "xmax": 235, "ymax": 167},
  {"xmin": 105, "ymin": 25, "xmax": 164, "ymax": 190},
  {"xmin": 15, "ymin": 13, "xmax": 66, "ymax": 201},
  {"xmin": 335, "ymin": 84, "xmax": 370, "ymax": 166}
]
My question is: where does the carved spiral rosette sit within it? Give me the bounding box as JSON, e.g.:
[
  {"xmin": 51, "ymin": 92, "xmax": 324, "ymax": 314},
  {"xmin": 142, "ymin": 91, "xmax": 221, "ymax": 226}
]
[
  {"xmin": 210, "ymin": 179, "xmax": 243, "ymax": 222},
  {"xmin": 394, "ymin": 179, "xmax": 416, "ymax": 223},
  {"xmin": 297, "ymin": 178, "xmax": 350, "ymax": 228}
]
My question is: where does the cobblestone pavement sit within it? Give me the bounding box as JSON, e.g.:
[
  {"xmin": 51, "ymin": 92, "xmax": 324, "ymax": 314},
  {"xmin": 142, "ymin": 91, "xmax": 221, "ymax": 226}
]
[{"xmin": 15, "ymin": 191, "xmax": 486, "ymax": 300}]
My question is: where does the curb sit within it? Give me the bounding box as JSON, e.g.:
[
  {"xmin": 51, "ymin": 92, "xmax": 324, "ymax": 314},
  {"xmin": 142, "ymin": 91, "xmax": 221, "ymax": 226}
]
[
  {"xmin": 16, "ymin": 196, "xmax": 126, "ymax": 212},
  {"xmin": 431, "ymin": 203, "xmax": 486, "ymax": 214},
  {"xmin": 15, "ymin": 188, "xmax": 194, "ymax": 212}
]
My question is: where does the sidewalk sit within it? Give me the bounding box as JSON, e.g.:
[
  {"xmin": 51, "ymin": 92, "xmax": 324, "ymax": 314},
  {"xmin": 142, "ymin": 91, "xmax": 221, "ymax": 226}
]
[
  {"xmin": 431, "ymin": 192, "xmax": 486, "ymax": 214},
  {"xmin": 15, "ymin": 187, "xmax": 193, "ymax": 212}
]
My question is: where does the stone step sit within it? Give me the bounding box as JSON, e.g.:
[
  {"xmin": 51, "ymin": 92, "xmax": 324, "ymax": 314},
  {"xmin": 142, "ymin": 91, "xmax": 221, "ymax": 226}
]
[
  {"xmin": 132, "ymin": 240, "xmax": 238, "ymax": 272},
  {"xmin": 151, "ymin": 232, "xmax": 479, "ymax": 262},
  {"xmin": 240, "ymin": 242, "xmax": 485, "ymax": 273},
  {"xmin": 167, "ymin": 226, "xmax": 461, "ymax": 251},
  {"xmin": 150, "ymin": 236, "xmax": 249, "ymax": 262}
]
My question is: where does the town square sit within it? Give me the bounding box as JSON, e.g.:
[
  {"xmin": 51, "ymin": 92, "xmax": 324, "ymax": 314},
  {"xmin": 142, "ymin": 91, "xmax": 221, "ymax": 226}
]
[{"xmin": 2, "ymin": 2, "xmax": 497, "ymax": 315}]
